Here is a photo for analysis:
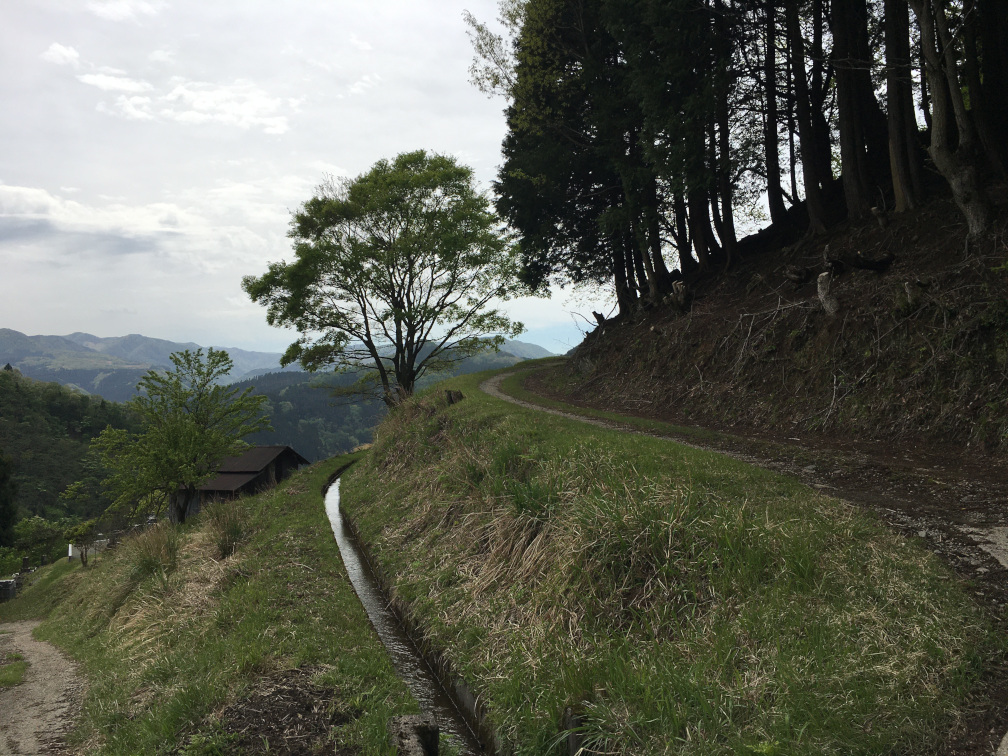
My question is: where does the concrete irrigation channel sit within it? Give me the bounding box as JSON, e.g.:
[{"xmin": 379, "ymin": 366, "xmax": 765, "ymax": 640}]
[{"xmin": 324, "ymin": 477, "xmax": 490, "ymax": 755}]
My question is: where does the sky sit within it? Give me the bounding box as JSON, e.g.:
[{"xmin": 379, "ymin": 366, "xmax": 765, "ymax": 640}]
[{"xmin": 0, "ymin": 0, "xmax": 609, "ymax": 355}]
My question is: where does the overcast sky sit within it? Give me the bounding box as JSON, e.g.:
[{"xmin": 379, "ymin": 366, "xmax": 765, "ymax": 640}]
[{"xmin": 0, "ymin": 0, "xmax": 607, "ymax": 355}]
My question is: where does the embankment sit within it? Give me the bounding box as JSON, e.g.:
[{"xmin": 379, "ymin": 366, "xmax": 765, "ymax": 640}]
[
  {"xmin": 0, "ymin": 455, "xmax": 417, "ymax": 755},
  {"xmin": 340, "ymin": 368, "xmax": 1004, "ymax": 755}
]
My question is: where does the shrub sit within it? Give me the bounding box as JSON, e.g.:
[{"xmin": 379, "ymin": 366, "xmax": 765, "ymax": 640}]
[
  {"xmin": 203, "ymin": 499, "xmax": 249, "ymax": 559},
  {"xmin": 126, "ymin": 522, "xmax": 180, "ymax": 584},
  {"xmin": 0, "ymin": 546, "xmax": 19, "ymax": 577}
]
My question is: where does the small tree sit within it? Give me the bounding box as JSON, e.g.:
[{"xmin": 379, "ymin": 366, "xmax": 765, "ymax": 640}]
[
  {"xmin": 243, "ymin": 150, "xmax": 524, "ymax": 406},
  {"xmin": 93, "ymin": 348, "xmax": 270, "ymax": 524},
  {"xmin": 65, "ymin": 519, "xmax": 98, "ymax": 568}
]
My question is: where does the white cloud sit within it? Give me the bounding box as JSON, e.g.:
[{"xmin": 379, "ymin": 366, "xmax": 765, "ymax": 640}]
[
  {"xmin": 349, "ymin": 35, "xmax": 372, "ymax": 52},
  {"xmin": 78, "ymin": 73, "xmax": 152, "ymax": 93},
  {"xmin": 41, "ymin": 43, "xmax": 80, "ymax": 67},
  {"xmin": 0, "ymin": 183, "xmax": 196, "ymax": 240},
  {"xmin": 148, "ymin": 49, "xmax": 175, "ymax": 65},
  {"xmin": 160, "ymin": 80, "xmax": 289, "ymax": 134},
  {"xmin": 98, "ymin": 94, "xmax": 155, "ymax": 120},
  {"xmin": 86, "ymin": 0, "xmax": 161, "ymax": 22},
  {"xmin": 349, "ymin": 74, "xmax": 381, "ymax": 96}
]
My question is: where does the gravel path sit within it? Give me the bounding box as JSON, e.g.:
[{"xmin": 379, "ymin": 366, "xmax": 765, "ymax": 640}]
[{"xmin": 0, "ymin": 621, "xmax": 84, "ymax": 755}]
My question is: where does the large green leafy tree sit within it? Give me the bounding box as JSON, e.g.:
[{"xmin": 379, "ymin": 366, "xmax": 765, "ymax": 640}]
[
  {"xmin": 243, "ymin": 150, "xmax": 524, "ymax": 406},
  {"xmin": 93, "ymin": 348, "xmax": 269, "ymax": 524}
]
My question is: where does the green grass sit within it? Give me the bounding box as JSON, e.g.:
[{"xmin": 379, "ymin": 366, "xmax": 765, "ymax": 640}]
[
  {"xmin": 0, "ymin": 651, "xmax": 27, "ymax": 687},
  {"xmin": 341, "ymin": 368, "xmax": 1001, "ymax": 755},
  {"xmin": 499, "ymin": 359, "xmax": 722, "ymax": 443},
  {"xmin": 0, "ymin": 453, "xmax": 416, "ymax": 755}
]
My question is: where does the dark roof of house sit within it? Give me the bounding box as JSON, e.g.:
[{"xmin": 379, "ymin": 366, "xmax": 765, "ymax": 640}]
[
  {"xmin": 216, "ymin": 445, "xmax": 309, "ymax": 473},
  {"xmin": 199, "ymin": 445, "xmax": 309, "ymax": 493},
  {"xmin": 199, "ymin": 472, "xmax": 260, "ymax": 493}
]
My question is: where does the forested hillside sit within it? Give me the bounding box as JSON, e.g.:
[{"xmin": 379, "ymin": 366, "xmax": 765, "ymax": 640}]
[
  {"xmin": 236, "ymin": 345, "xmax": 546, "ymax": 460},
  {"xmin": 0, "ymin": 368, "xmax": 136, "ymax": 524},
  {"xmin": 234, "ymin": 371, "xmax": 384, "ymax": 461},
  {"xmin": 471, "ymin": 0, "xmax": 1005, "ymax": 310}
]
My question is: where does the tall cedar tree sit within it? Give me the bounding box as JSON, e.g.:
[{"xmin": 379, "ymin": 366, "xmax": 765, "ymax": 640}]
[{"xmin": 480, "ymin": 0, "xmax": 1005, "ymax": 295}]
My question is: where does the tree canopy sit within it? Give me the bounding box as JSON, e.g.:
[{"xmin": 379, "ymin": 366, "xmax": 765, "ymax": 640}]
[
  {"xmin": 473, "ymin": 0, "xmax": 1008, "ymax": 316},
  {"xmin": 93, "ymin": 348, "xmax": 269, "ymax": 524},
  {"xmin": 0, "ymin": 367, "xmax": 136, "ymax": 520},
  {"xmin": 243, "ymin": 150, "xmax": 525, "ymax": 405}
]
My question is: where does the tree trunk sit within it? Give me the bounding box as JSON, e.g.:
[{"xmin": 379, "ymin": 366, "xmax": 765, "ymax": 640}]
[
  {"xmin": 886, "ymin": 0, "xmax": 921, "ymax": 211},
  {"xmin": 717, "ymin": 110, "xmax": 737, "ymax": 267},
  {"xmin": 763, "ymin": 0, "xmax": 788, "ymax": 227},
  {"xmin": 978, "ymin": 0, "xmax": 1008, "ymax": 148},
  {"xmin": 622, "ymin": 234, "xmax": 640, "ymax": 307},
  {"xmin": 673, "ymin": 192, "xmax": 697, "ymax": 277},
  {"xmin": 787, "ymin": 0, "xmax": 828, "ymax": 233},
  {"xmin": 711, "ymin": 0, "xmax": 737, "ymax": 268},
  {"xmin": 909, "ymin": 0, "xmax": 993, "ymax": 238},
  {"xmin": 688, "ymin": 192, "xmax": 713, "ymax": 271},
  {"xmin": 810, "ymin": 0, "xmax": 834, "ymax": 182},
  {"xmin": 831, "ymin": 0, "xmax": 889, "ymax": 220},
  {"xmin": 961, "ymin": 0, "xmax": 1006, "ymax": 177},
  {"xmin": 643, "ymin": 173, "xmax": 672, "ymax": 288},
  {"xmin": 611, "ymin": 240, "xmax": 635, "ymax": 316}
]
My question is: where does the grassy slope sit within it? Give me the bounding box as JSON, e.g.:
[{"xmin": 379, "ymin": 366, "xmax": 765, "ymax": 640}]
[
  {"xmin": 341, "ymin": 369, "xmax": 1000, "ymax": 755},
  {"xmin": 0, "ymin": 454, "xmax": 415, "ymax": 755}
]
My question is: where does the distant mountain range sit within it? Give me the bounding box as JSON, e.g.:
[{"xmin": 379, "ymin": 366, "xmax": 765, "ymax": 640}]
[{"xmin": 0, "ymin": 328, "xmax": 553, "ymax": 402}]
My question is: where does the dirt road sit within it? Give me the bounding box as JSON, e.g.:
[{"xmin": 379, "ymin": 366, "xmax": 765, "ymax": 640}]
[{"xmin": 0, "ymin": 621, "xmax": 84, "ymax": 755}]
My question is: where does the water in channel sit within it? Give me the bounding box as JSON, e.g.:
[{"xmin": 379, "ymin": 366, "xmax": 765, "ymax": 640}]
[{"xmin": 324, "ymin": 480, "xmax": 485, "ymax": 755}]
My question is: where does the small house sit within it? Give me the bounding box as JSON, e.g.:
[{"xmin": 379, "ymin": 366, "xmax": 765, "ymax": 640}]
[{"xmin": 171, "ymin": 445, "xmax": 309, "ymax": 522}]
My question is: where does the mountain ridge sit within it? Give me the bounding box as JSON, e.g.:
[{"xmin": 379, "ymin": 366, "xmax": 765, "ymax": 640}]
[{"xmin": 0, "ymin": 328, "xmax": 553, "ymax": 402}]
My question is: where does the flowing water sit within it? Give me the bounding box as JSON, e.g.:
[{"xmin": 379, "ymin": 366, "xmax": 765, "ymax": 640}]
[{"xmin": 324, "ymin": 480, "xmax": 485, "ymax": 755}]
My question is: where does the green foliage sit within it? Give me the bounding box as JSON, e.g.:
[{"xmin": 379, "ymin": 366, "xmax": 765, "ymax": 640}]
[
  {"xmin": 0, "ymin": 547, "xmax": 19, "ymax": 577},
  {"xmin": 0, "ymin": 369, "xmax": 136, "ymax": 520},
  {"xmin": 125, "ymin": 522, "xmax": 180, "ymax": 585},
  {"xmin": 0, "ymin": 456, "xmax": 415, "ymax": 754},
  {"xmin": 0, "ymin": 451, "xmax": 15, "ymax": 547},
  {"xmin": 232, "ymin": 370, "xmax": 385, "ymax": 461},
  {"xmin": 201, "ymin": 499, "xmax": 249, "ymax": 559},
  {"xmin": 64, "ymin": 518, "xmax": 99, "ymax": 568},
  {"xmin": 244, "ymin": 150, "xmax": 525, "ymax": 404},
  {"xmin": 13, "ymin": 515, "xmax": 66, "ymax": 566},
  {"xmin": 496, "ymin": 0, "xmax": 733, "ymax": 300},
  {"xmin": 234, "ymin": 346, "xmax": 526, "ymax": 462},
  {"xmin": 93, "ymin": 348, "xmax": 270, "ymax": 523},
  {"xmin": 0, "ymin": 654, "xmax": 28, "ymax": 688}
]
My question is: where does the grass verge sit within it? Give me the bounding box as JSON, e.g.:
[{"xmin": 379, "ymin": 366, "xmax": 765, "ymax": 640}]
[
  {"xmin": 0, "ymin": 453, "xmax": 415, "ymax": 755},
  {"xmin": 499, "ymin": 359, "xmax": 723, "ymax": 444},
  {"xmin": 341, "ymin": 368, "xmax": 1002, "ymax": 755},
  {"xmin": 0, "ymin": 651, "xmax": 27, "ymax": 687}
]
